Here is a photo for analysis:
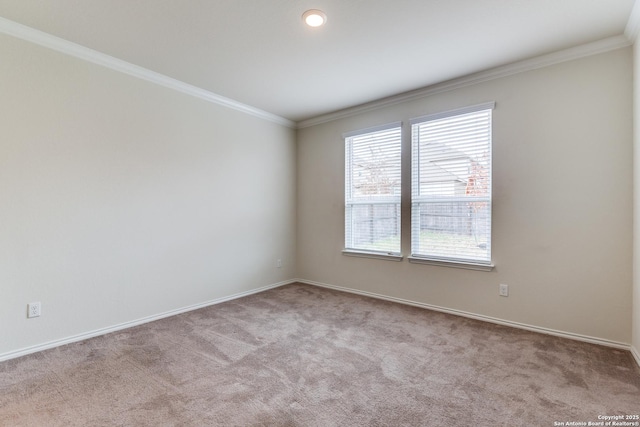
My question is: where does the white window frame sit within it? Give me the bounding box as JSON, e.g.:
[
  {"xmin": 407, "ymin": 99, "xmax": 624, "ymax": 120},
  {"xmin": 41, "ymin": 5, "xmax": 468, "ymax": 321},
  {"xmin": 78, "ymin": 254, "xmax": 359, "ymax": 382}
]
[
  {"xmin": 409, "ymin": 103, "xmax": 495, "ymax": 271},
  {"xmin": 343, "ymin": 122, "xmax": 403, "ymax": 261}
]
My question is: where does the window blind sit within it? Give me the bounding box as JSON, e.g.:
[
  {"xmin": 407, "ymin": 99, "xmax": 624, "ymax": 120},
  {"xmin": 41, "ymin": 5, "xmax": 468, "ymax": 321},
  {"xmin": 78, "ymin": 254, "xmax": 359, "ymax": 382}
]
[
  {"xmin": 345, "ymin": 123, "xmax": 402, "ymax": 255},
  {"xmin": 411, "ymin": 103, "xmax": 493, "ymax": 264}
]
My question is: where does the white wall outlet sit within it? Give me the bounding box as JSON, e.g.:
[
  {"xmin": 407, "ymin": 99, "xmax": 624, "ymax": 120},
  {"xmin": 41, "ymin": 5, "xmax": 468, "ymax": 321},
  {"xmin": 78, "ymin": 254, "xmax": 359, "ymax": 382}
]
[
  {"xmin": 499, "ymin": 284, "xmax": 509, "ymax": 297},
  {"xmin": 27, "ymin": 302, "xmax": 41, "ymax": 318},
  {"xmin": 276, "ymin": 259, "xmax": 282, "ymax": 268}
]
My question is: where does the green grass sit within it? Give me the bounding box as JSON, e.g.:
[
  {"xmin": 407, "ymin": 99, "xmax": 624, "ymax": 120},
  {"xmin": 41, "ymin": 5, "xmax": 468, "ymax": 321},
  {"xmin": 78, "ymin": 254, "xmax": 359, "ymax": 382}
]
[
  {"xmin": 356, "ymin": 230, "xmax": 489, "ymax": 260},
  {"xmin": 356, "ymin": 234, "xmax": 400, "ymax": 253},
  {"xmin": 416, "ymin": 230, "xmax": 488, "ymax": 260}
]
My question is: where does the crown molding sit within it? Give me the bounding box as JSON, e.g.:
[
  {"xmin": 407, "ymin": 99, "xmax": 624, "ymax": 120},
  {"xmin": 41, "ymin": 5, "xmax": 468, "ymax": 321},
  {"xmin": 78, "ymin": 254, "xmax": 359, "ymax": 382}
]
[
  {"xmin": 0, "ymin": 17, "xmax": 296, "ymax": 129},
  {"xmin": 625, "ymin": 0, "xmax": 640, "ymax": 42},
  {"xmin": 297, "ymin": 35, "xmax": 632, "ymax": 129},
  {"xmin": 0, "ymin": 15, "xmax": 631, "ymax": 132}
]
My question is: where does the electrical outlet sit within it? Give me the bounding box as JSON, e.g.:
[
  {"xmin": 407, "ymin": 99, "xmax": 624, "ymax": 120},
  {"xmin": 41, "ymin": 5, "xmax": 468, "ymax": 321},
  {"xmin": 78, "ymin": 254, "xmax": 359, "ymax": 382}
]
[
  {"xmin": 499, "ymin": 284, "xmax": 509, "ymax": 297},
  {"xmin": 27, "ymin": 302, "xmax": 41, "ymax": 318},
  {"xmin": 276, "ymin": 259, "xmax": 282, "ymax": 268}
]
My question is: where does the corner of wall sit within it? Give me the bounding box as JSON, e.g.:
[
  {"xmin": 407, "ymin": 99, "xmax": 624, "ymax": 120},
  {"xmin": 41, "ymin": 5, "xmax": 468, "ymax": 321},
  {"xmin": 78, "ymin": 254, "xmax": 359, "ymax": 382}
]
[
  {"xmin": 633, "ymin": 33, "xmax": 640, "ymax": 369},
  {"xmin": 631, "ymin": 345, "xmax": 640, "ymax": 368}
]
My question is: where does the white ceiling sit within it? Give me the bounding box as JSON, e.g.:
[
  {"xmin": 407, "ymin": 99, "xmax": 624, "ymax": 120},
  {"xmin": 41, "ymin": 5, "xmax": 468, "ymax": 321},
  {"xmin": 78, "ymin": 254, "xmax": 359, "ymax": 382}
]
[{"xmin": 0, "ymin": 0, "xmax": 635, "ymax": 123}]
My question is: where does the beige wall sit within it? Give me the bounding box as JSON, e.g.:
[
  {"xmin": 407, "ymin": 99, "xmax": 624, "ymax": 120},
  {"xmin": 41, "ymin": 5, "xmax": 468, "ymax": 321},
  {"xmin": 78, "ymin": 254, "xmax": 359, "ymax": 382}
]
[
  {"xmin": 297, "ymin": 48, "xmax": 633, "ymax": 344},
  {"xmin": 633, "ymin": 40, "xmax": 640, "ymax": 359},
  {"xmin": 0, "ymin": 34, "xmax": 297, "ymax": 357}
]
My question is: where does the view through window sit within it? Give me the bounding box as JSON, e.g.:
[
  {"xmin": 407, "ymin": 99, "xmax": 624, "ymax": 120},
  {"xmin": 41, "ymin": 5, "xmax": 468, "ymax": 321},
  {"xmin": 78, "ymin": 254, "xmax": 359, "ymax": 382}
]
[
  {"xmin": 410, "ymin": 104, "xmax": 493, "ymax": 264},
  {"xmin": 344, "ymin": 123, "xmax": 402, "ymax": 255}
]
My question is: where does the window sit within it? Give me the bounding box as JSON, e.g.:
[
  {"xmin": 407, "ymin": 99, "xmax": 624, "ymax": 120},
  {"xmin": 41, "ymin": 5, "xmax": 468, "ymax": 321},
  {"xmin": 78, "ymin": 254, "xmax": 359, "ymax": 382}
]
[
  {"xmin": 410, "ymin": 103, "xmax": 494, "ymax": 268},
  {"xmin": 344, "ymin": 123, "xmax": 402, "ymax": 258}
]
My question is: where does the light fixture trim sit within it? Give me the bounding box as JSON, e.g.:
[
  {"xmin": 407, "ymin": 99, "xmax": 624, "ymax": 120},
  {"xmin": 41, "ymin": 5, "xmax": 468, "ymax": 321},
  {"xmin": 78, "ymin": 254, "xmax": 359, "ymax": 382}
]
[{"xmin": 302, "ymin": 9, "xmax": 327, "ymax": 27}]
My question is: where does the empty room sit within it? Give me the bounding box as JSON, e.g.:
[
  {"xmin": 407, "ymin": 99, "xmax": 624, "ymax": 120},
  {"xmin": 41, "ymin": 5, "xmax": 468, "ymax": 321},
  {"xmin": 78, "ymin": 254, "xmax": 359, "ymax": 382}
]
[{"xmin": 1, "ymin": 1, "xmax": 639, "ymax": 425}]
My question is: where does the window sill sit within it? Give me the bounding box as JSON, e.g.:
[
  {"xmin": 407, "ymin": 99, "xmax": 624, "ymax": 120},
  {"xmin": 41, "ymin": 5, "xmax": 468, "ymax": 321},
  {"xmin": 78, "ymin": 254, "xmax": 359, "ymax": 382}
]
[
  {"xmin": 408, "ymin": 256, "xmax": 494, "ymax": 271},
  {"xmin": 342, "ymin": 250, "xmax": 403, "ymax": 262}
]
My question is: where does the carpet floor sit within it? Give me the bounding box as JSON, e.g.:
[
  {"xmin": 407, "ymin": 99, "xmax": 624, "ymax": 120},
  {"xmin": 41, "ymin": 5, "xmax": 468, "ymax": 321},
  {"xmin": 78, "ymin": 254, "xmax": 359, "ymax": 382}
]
[{"xmin": 1, "ymin": 283, "xmax": 639, "ymax": 426}]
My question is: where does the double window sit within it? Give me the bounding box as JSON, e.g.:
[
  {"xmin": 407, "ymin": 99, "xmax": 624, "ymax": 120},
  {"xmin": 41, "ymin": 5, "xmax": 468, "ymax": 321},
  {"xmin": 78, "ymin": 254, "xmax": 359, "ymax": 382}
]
[{"xmin": 344, "ymin": 103, "xmax": 494, "ymax": 268}]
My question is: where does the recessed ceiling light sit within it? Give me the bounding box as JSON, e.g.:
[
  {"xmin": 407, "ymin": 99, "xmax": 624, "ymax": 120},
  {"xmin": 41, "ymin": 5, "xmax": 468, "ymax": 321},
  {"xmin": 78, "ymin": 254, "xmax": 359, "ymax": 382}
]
[{"xmin": 302, "ymin": 9, "xmax": 327, "ymax": 27}]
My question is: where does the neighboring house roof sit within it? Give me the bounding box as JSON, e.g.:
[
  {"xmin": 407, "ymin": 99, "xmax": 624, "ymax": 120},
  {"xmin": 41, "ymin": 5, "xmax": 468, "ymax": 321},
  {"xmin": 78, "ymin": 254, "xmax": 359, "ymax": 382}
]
[{"xmin": 420, "ymin": 142, "xmax": 472, "ymax": 183}]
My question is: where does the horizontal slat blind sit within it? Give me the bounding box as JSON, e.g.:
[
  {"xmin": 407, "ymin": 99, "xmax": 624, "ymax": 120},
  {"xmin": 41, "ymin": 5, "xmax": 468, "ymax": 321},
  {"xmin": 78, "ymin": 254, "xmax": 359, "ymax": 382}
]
[
  {"xmin": 411, "ymin": 105, "xmax": 493, "ymax": 263},
  {"xmin": 345, "ymin": 124, "xmax": 401, "ymax": 255}
]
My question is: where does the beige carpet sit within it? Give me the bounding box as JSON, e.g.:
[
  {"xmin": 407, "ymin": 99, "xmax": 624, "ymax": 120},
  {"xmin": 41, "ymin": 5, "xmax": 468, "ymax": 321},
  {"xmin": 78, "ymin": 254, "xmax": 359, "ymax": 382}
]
[{"xmin": 1, "ymin": 283, "xmax": 639, "ymax": 426}]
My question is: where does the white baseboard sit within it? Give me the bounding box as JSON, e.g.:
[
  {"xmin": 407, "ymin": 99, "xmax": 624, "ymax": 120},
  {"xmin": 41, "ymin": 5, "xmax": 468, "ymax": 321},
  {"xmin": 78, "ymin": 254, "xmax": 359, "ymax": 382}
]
[
  {"xmin": 631, "ymin": 345, "xmax": 640, "ymax": 368},
  {"xmin": 4, "ymin": 278, "xmax": 637, "ymax": 369},
  {"xmin": 296, "ymin": 278, "xmax": 633, "ymax": 353},
  {"xmin": 0, "ymin": 279, "xmax": 296, "ymax": 363}
]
